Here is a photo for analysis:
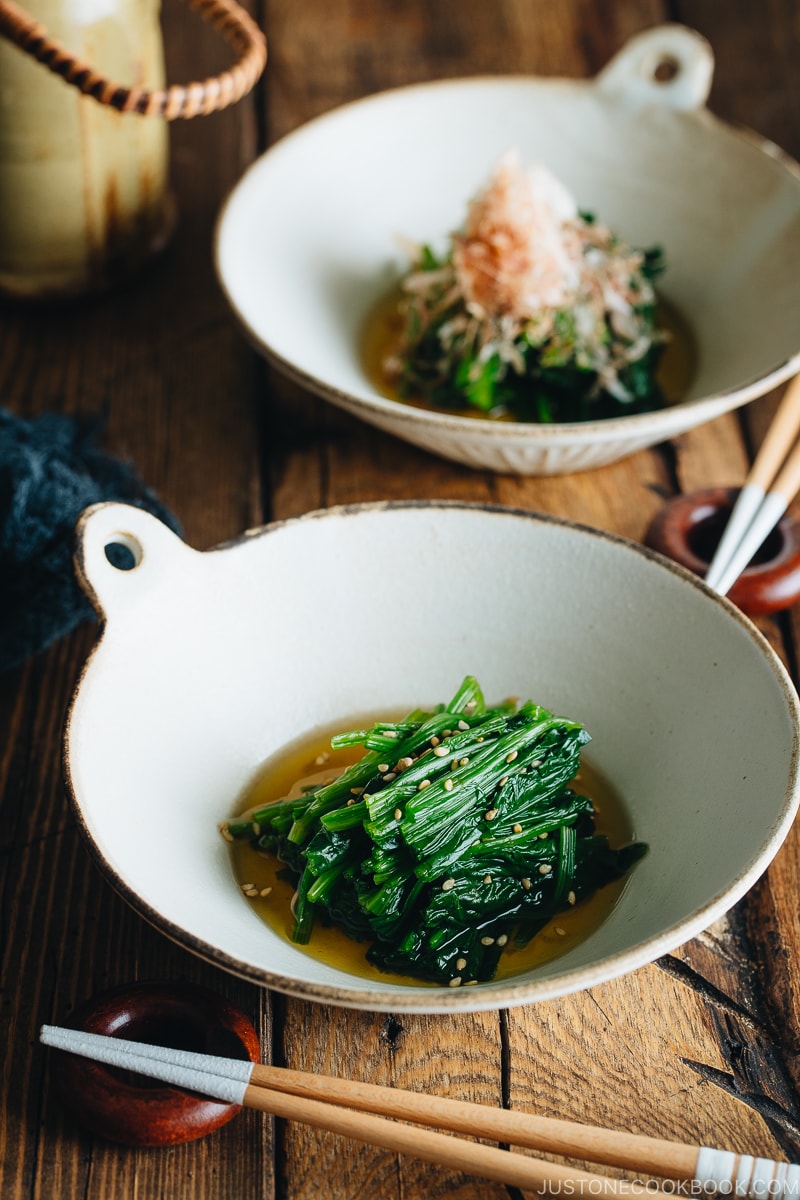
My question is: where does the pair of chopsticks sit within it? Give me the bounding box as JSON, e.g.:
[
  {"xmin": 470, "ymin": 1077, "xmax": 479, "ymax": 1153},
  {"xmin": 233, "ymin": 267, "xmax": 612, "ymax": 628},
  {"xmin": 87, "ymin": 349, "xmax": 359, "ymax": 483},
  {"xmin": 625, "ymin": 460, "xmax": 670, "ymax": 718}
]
[
  {"xmin": 41, "ymin": 1024, "xmax": 798, "ymax": 1197},
  {"xmin": 706, "ymin": 374, "xmax": 800, "ymax": 596}
]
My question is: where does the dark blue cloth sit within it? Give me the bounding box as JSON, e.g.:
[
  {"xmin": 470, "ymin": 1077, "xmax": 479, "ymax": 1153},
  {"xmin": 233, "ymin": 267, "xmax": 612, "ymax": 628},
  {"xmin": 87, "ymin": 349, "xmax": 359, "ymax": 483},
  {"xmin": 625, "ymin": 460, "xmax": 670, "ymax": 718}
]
[{"xmin": 0, "ymin": 409, "xmax": 180, "ymax": 672}]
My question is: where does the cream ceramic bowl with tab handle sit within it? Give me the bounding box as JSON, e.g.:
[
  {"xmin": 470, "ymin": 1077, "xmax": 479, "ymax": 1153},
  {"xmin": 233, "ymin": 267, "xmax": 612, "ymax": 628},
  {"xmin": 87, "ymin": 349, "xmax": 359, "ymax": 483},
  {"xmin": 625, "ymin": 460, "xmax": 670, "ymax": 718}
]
[
  {"xmin": 215, "ymin": 24, "xmax": 800, "ymax": 475},
  {"xmin": 64, "ymin": 500, "xmax": 800, "ymax": 1012}
]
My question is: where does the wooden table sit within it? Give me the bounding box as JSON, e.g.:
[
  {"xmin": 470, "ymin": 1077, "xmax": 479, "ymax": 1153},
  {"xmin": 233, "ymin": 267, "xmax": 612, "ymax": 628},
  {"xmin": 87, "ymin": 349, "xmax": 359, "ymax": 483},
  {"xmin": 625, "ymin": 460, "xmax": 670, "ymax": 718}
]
[{"xmin": 2, "ymin": 2, "xmax": 800, "ymax": 1197}]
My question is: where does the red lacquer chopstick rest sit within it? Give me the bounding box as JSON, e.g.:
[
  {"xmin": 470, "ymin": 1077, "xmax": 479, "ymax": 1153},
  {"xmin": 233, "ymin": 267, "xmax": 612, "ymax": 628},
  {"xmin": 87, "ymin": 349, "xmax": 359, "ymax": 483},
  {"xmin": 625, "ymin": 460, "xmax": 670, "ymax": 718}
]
[
  {"xmin": 50, "ymin": 982, "xmax": 260, "ymax": 1146},
  {"xmin": 645, "ymin": 487, "xmax": 800, "ymax": 616}
]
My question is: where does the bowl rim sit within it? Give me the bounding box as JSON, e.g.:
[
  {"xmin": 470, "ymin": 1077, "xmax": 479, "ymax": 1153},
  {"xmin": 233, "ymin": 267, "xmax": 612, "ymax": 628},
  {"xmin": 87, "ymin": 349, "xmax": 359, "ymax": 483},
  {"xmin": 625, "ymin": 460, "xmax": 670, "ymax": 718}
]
[
  {"xmin": 63, "ymin": 500, "xmax": 800, "ymax": 1012},
  {"xmin": 214, "ymin": 73, "xmax": 800, "ymax": 446}
]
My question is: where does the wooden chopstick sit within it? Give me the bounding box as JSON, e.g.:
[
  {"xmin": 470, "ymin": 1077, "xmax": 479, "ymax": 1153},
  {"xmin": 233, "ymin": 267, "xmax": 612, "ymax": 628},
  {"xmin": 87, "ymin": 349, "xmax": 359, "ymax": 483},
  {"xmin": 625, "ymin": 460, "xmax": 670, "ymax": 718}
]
[
  {"xmin": 243, "ymin": 1081, "xmax": 649, "ymax": 1194},
  {"xmin": 705, "ymin": 373, "xmax": 800, "ymax": 595},
  {"xmin": 247, "ymin": 1059, "xmax": 695, "ymax": 1179},
  {"xmin": 40, "ymin": 1025, "xmax": 799, "ymax": 1197},
  {"xmin": 40, "ymin": 1025, "xmax": 646, "ymax": 1194}
]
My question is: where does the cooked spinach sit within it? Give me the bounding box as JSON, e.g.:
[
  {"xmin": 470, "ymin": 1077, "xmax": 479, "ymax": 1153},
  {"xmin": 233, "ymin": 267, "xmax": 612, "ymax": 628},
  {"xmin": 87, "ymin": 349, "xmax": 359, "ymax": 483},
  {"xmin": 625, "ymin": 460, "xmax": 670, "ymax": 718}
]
[{"xmin": 224, "ymin": 676, "xmax": 646, "ymax": 986}]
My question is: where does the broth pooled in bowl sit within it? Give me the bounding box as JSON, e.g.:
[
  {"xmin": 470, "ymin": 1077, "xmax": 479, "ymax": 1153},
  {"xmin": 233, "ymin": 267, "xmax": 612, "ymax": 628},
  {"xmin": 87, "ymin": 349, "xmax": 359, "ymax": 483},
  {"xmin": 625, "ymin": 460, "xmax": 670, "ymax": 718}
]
[{"xmin": 220, "ymin": 676, "xmax": 646, "ymax": 988}]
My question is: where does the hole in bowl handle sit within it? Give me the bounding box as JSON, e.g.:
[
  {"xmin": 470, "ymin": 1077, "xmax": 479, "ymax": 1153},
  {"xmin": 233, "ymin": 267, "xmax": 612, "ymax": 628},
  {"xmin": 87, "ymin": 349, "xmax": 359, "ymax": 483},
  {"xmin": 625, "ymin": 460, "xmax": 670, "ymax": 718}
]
[
  {"xmin": 595, "ymin": 24, "xmax": 714, "ymax": 112},
  {"xmin": 74, "ymin": 502, "xmax": 191, "ymax": 618}
]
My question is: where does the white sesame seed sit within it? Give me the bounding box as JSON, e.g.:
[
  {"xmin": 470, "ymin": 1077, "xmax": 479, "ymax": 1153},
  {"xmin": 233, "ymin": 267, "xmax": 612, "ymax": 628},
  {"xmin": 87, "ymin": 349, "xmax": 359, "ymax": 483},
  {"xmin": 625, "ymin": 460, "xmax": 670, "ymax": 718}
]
[
  {"xmin": 456, "ymin": 957, "xmax": 467, "ymax": 971},
  {"xmin": 260, "ymin": 887, "xmax": 273, "ymax": 897},
  {"xmin": 458, "ymin": 719, "xmax": 469, "ymax": 731},
  {"xmin": 484, "ymin": 808, "xmax": 498, "ymax": 821},
  {"xmin": 506, "ymin": 750, "xmax": 518, "ymax": 764},
  {"xmin": 539, "ymin": 863, "xmax": 551, "ymax": 875},
  {"xmin": 521, "ymin": 878, "xmax": 532, "ymax": 890},
  {"xmin": 531, "ymin": 759, "xmax": 542, "ymax": 767},
  {"xmin": 443, "ymin": 729, "xmax": 453, "ymax": 738},
  {"xmin": 567, "ymin": 890, "xmax": 576, "ymax": 906},
  {"xmin": 449, "ymin": 977, "xmax": 462, "ymax": 987},
  {"xmin": 499, "ymin": 776, "xmax": 509, "ymax": 787},
  {"xmin": 513, "ymin": 823, "xmax": 522, "ymax": 834},
  {"xmin": 315, "ymin": 752, "xmax": 330, "ymax": 765},
  {"xmin": 477, "ymin": 736, "xmax": 484, "ymax": 743},
  {"xmin": 397, "ymin": 756, "xmax": 414, "ymax": 771},
  {"xmin": 383, "ymin": 772, "xmax": 397, "ymax": 782},
  {"xmin": 464, "ymin": 980, "xmax": 478, "ymax": 986},
  {"xmin": 219, "ymin": 824, "xmax": 234, "ymax": 842},
  {"xmin": 497, "ymin": 934, "xmax": 508, "ymax": 947},
  {"xmin": 483, "ymin": 874, "xmax": 492, "ymax": 885},
  {"xmin": 241, "ymin": 883, "xmax": 255, "ymax": 893},
  {"xmin": 450, "ymin": 759, "xmax": 459, "ymax": 770},
  {"xmin": 346, "ymin": 798, "xmax": 356, "ymax": 806},
  {"xmin": 459, "ymin": 757, "xmax": 470, "ymax": 767},
  {"xmin": 465, "ymin": 701, "xmax": 476, "ymax": 712},
  {"xmin": 554, "ymin": 926, "xmax": 566, "ymax": 936},
  {"xmin": 418, "ymin": 779, "xmax": 431, "ymax": 791},
  {"xmin": 444, "ymin": 778, "xmax": 454, "ymax": 791},
  {"xmin": 393, "ymin": 808, "xmax": 403, "ymax": 822},
  {"xmin": 431, "ymin": 736, "xmax": 440, "ymax": 747},
  {"xmin": 378, "ymin": 763, "xmax": 390, "ymax": 773},
  {"xmin": 539, "ymin": 832, "xmax": 549, "ymax": 840},
  {"xmin": 481, "ymin": 936, "xmax": 495, "ymax": 946},
  {"xmin": 350, "ymin": 787, "xmax": 363, "ymax": 796},
  {"xmin": 433, "ymin": 745, "xmax": 449, "ymax": 757},
  {"xmin": 442, "ymin": 878, "xmax": 456, "ymax": 891},
  {"xmin": 384, "ymin": 731, "xmax": 398, "ymax": 738},
  {"xmin": 251, "ymin": 821, "xmax": 260, "ymax": 835}
]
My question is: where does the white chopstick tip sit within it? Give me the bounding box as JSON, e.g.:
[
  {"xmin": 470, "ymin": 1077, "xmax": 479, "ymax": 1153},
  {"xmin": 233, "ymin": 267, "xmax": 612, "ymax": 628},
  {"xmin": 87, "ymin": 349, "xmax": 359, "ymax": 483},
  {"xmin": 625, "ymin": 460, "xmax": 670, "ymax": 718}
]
[
  {"xmin": 704, "ymin": 375, "xmax": 800, "ymax": 598},
  {"xmin": 39, "ymin": 1024, "xmax": 251, "ymax": 1106},
  {"xmin": 41, "ymin": 1024, "xmax": 81, "ymax": 1049},
  {"xmin": 710, "ymin": 492, "xmax": 788, "ymax": 597},
  {"xmin": 704, "ymin": 483, "xmax": 766, "ymax": 592}
]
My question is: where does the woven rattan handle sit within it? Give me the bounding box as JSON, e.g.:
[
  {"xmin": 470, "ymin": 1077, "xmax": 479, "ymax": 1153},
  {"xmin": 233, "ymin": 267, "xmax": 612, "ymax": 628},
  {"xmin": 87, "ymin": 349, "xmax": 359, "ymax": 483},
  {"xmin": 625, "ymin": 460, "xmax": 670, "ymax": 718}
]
[{"xmin": 0, "ymin": 0, "xmax": 266, "ymax": 118}]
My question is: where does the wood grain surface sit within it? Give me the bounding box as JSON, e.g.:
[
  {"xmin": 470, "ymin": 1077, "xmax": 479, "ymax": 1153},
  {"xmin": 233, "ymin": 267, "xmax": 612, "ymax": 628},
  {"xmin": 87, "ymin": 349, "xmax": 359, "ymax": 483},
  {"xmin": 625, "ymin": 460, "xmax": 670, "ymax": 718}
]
[{"xmin": 1, "ymin": 2, "xmax": 799, "ymax": 1198}]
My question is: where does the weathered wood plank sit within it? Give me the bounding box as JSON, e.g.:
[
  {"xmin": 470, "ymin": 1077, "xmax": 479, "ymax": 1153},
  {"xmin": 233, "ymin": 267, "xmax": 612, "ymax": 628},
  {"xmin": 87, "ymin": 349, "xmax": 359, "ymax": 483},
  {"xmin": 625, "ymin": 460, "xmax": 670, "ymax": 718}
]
[
  {"xmin": 272, "ymin": 1001, "xmax": 509, "ymax": 1200},
  {"xmin": 507, "ymin": 963, "xmax": 784, "ymax": 1168},
  {"xmin": 0, "ymin": 3, "xmax": 274, "ymax": 1197}
]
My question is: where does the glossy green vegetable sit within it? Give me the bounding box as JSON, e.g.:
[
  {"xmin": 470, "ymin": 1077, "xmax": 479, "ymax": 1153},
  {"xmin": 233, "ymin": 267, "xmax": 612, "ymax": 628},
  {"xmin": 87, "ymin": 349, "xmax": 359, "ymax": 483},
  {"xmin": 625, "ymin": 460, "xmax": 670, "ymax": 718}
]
[{"xmin": 224, "ymin": 677, "xmax": 646, "ymax": 986}]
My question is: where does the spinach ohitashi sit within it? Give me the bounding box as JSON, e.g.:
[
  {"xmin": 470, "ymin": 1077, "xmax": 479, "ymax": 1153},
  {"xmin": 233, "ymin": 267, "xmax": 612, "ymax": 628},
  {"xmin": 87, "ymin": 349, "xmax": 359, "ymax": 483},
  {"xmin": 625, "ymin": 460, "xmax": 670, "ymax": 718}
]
[{"xmin": 222, "ymin": 676, "xmax": 646, "ymax": 986}]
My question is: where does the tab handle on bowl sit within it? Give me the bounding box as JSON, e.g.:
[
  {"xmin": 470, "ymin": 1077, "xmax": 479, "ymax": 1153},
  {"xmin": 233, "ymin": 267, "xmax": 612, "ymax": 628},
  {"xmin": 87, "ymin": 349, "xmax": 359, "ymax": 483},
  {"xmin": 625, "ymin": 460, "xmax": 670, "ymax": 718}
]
[
  {"xmin": 596, "ymin": 24, "xmax": 714, "ymax": 112},
  {"xmin": 74, "ymin": 502, "xmax": 194, "ymax": 618}
]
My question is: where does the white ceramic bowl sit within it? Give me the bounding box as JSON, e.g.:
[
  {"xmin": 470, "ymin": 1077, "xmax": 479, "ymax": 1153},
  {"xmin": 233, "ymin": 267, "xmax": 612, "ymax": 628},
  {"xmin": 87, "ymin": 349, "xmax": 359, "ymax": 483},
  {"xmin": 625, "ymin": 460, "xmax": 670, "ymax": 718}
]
[
  {"xmin": 65, "ymin": 501, "xmax": 800, "ymax": 1012},
  {"xmin": 215, "ymin": 24, "xmax": 800, "ymax": 476}
]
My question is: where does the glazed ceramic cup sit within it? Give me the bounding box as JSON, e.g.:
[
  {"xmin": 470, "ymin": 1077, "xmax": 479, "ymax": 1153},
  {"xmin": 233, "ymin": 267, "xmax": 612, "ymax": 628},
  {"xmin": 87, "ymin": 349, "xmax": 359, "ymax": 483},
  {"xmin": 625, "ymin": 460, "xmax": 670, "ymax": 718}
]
[
  {"xmin": 64, "ymin": 501, "xmax": 800, "ymax": 1012},
  {"xmin": 215, "ymin": 23, "xmax": 800, "ymax": 475}
]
